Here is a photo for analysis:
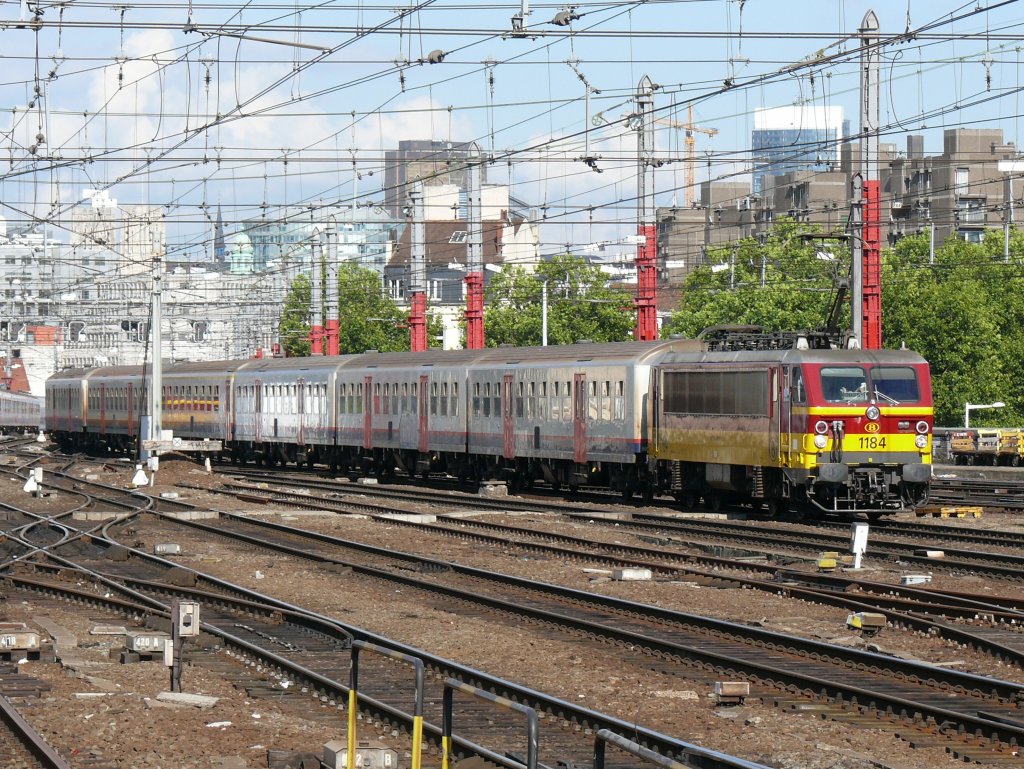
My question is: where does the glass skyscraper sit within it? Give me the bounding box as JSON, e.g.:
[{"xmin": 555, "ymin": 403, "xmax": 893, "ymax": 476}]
[{"xmin": 751, "ymin": 106, "xmax": 845, "ymax": 196}]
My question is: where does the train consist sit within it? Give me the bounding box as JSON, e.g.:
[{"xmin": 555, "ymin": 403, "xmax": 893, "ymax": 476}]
[
  {"xmin": 949, "ymin": 428, "xmax": 1024, "ymax": 466},
  {"xmin": 0, "ymin": 388, "xmax": 44, "ymax": 434},
  {"xmin": 45, "ymin": 334, "xmax": 934, "ymax": 517}
]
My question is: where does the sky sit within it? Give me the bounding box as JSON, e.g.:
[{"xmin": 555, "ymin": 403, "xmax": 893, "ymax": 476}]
[{"xmin": 2, "ymin": 0, "xmax": 1024, "ymax": 263}]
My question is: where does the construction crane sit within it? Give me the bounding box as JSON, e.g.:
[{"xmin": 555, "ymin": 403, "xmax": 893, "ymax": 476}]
[{"xmin": 656, "ymin": 105, "xmax": 718, "ymax": 208}]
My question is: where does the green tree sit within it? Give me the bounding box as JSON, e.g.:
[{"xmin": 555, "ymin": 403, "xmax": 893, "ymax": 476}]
[
  {"xmin": 279, "ymin": 273, "xmax": 311, "ymax": 357},
  {"xmin": 484, "ymin": 253, "xmax": 635, "ymax": 346},
  {"xmin": 662, "ymin": 218, "xmax": 846, "ymax": 338},
  {"xmin": 882, "ymin": 230, "xmax": 1023, "ymax": 426},
  {"xmin": 337, "ymin": 263, "xmax": 409, "ymax": 353}
]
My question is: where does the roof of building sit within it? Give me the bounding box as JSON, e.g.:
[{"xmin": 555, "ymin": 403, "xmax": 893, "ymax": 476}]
[
  {"xmin": 388, "ymin": 218, "xmax": 521, "ymax": 270},
  {"xmin": 0, "ymin": 355, "xmax": 32, "ymax": 393}
]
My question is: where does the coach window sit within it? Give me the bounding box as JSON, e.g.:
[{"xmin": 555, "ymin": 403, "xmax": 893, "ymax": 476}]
[
  {"xmin": 472, "ymin": 383, "xmax": 481, "ymax": 416},
  {"xmin": 441, "ymin": 381, "xmax": 448, "ymax": 416},
  {"xmin": 401, "ymin": 383, "xmax": 408, "ymax": 414},
  {"xmin": 430, "ymin": 381, "xmax": 438, "ymax": 415},
  {"xmin": 389, "ymin": 383, "xmax": 397, "ymax": 415},
  {"xmin": 383, "ymin": 383, "xmax": 391, "ymax": 415},
  {"xmin": 515, "ymin": 381, "xmax": 524, "ymax": 418},
  {"xmin": 601, "ymin": 381, "xmax": 611, "ymax": 421},
  {"xmin": 492, "ymin": 382, "xmax": 501, "ymax": 417},
  {"xmin": 374, "ymin": 383, "xmax": 381, "ymax": 414},
  {"xmin": 551, "ymin": 382, "xmax": 560, "ymax": 421},
  {"xmin": 411, "ymin": 381, "xmax": 418, "ymax": 414},
  {"xmin": 355, "ymin": 383, "xmax": 362, "ymax": 414},
  {"xmin": 614, "ymin": 381, "xmax": 625, "ymax": 420},
  {"xmin": 214, "ymin": 385, "xmax": 221, "ymax": 412},
  {"xmin": 483, "ymin": 382, "xmax": 491, "ymax": 417},
  {"xmin": 451, "ymin": 382, "xmax": 458, "ymax": 416},
  {"xmin": 588, "ymin": 380, "xmax": 598, "ymax": 421},
  {"xmin": 526, "ymin": 381, "xmax": 535, "ymax": 419}
]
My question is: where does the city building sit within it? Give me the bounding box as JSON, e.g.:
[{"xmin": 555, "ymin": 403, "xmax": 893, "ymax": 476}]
[
  {"xmin": 384, "ymin": 215, "xmax": 540, "ymax": 348},
  {"xmin": 383, "ymin": 139, "xmax": 484, "ymax": 217},
  {"xmin": 658, "ymin": 127, "xmax": 1021, "ymax": 285},
  {"xmin": 242, "ymin": 205, "xmax": 402, "ymax": 274},
  {"xmin": 751, "ymin": 106, "xmax": 845, "ymax": 196},
  {"xmin": 887, "ymin": 129, "xmax": 1016, "ymax": 244}
]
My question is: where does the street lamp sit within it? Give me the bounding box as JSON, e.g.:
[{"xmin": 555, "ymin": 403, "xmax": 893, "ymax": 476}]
[{"xmin": 965, "ymin": 401, "xmax": 1005, "ymax": 428}]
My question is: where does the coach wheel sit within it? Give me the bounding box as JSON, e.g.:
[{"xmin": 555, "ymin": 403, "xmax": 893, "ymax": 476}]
[
  {"xmin": 1013, "ymin": 456, "xmax": 1021, "ymax": 468},
  {"xmin": 764, "ymin": 499, "xmax": 780, "ymax": 517},
  {"xmin": 683, "ymin": 492, "xmax": 698, "ymax": 510},
  {"xmin": 621, "ymin": 486, "xmax": 634, "ymax": 502},
  {"xmin": 705, "ymin": 494, "xmax": 722, "ymax": 513}
]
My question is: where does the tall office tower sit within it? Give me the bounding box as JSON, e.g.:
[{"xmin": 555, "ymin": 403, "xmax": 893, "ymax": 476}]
[{"xmin": 752, "ymin": 106, "xmax": 844, "ymax": 197}]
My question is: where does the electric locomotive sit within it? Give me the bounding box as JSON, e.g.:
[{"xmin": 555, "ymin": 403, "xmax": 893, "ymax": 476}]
[{"xmin": 651, "ymin": 339, "xmax": 932, "ymax": 517}]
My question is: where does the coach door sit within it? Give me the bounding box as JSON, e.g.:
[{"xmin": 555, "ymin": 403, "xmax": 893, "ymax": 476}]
[
  {"xmin": 768, "ymin": 367, "xmax": 781, "ymax": 463},
  {"xmin": 363, "ymin": 376, "xmax": 373, "ymax": 449},
  {"xmin": 224, "ymin": 377, "xmax": 233, "ymax": 440},
  {"xmin": 296, "ymin": 378, "xmax": 306, "ymax": 446},
  {"xmin": 254, "ymin": 380, "xmax": 263, "ymax": 443},
  {"xmin": 99, "ymin": 383, "xmax": 107, "ymax": 434},
  {"xmin": 573, "ymin": 373, "xmax": 587, "ymax": 463},
  {"xmin": 419, "ymin": 375, "xmax": 429, "ymax": 453},
  {"xmin": 502, "ymin": 374, "xmax": 515, "ymax": 459}
]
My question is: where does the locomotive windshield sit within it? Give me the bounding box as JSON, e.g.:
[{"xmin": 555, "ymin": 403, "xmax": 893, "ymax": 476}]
[{"xmin": 820, "ymin": 365, "xmax": 920, "ymax": 404}]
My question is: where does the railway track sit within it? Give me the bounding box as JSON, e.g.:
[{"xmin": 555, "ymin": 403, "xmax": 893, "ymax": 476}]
[
  {"xmin": 928, "ymin": 477, "xmax": 1024, "ymax": 511},
  {"xmin": 0, "ymin": 684, "xmax": 78, "ymax": 769},
  {"xmin": 206, "ymin": 469, "xmax": 1024, "ymax": 582},
  {"xmin": 5, "ymin": 550, "xmax": 764, "ymax": 769},
  {"xmin": 0, "ymin": 467, "xmax": 766, "ymax": 769},
  {"xmin": 83, "ymin": 502, "xmax": 1024, "ymax": 761},
  {"xmin": 18, "ymin": 458, "xmax": 1024, "ymax": 763}
]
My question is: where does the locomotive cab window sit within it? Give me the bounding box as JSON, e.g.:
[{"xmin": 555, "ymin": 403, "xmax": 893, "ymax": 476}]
[
  {"xmin": 791, "ymin": 367, "xmax": 806, "ymax": 403},
  {"xmin": 821, "ymin": 367, "xmax": 868, "ymax": 403},
  {"xmin": 871, "ymin": 367, "xmax": 920, "ymax": 403}
]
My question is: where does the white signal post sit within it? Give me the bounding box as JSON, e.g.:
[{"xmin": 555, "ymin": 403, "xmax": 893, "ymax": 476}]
[{"xmin": 965, "ymin": 401, "xmax": 1005, "ymax": 429}]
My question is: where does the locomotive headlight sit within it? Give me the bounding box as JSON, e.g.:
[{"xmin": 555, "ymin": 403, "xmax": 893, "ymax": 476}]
[
  {"xmin": 915, "ymin": 434, "xmax": 928, "ymax": 449},
  {"xmin": 814, "ymin": 420, "xmax": 829, "ymax": 435},
  {"xmin": 915, "ymin": 420, "xmax": 929, "ymax": 434},
  {"xmin": 813, "ymin": 434, "xmax": 828, "ymax": 449},
  {"xmin": 865, "ymin": 405, "xmax": 880, "ymax": 421}
]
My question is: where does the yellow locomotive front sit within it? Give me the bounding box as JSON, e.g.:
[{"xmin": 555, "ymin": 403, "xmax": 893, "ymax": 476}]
[{"xmin": 783, "ymin": 356, "xmax": 932, "ymax": 516}]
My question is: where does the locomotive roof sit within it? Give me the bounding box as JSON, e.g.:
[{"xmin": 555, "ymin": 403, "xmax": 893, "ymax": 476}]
[{"xmin": 656, "ymin": 347, "xmax": 927, "ymax": 366}]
